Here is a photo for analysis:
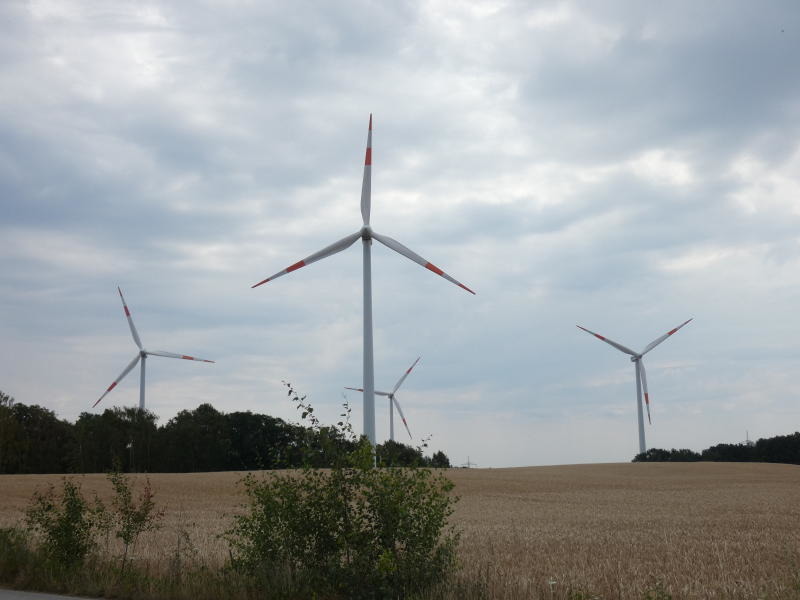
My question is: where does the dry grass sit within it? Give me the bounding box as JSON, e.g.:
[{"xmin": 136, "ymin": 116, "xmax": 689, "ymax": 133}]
[{"xmin": 2, "ymin": 462, "xmax": 799, "ymax": 599}]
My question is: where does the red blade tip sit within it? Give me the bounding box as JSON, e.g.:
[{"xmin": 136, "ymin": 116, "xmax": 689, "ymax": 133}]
[{"xmin": 458, "ymin": 282, "xmax": 476, "ymax": 295}]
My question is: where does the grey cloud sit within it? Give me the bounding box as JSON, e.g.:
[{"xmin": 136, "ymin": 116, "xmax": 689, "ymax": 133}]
[{"xmin": 2, "ymin": 1, "xmax": 800, "ymax": 467}]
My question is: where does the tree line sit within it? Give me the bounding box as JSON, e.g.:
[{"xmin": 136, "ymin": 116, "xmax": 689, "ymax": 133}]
[
  {"xmin": 633, "ymin": 432, "xmax": 800, "ymax": 464},
  {"xmin": 0, "ymin": 390, "xmax": 450, "ymax": 474}
]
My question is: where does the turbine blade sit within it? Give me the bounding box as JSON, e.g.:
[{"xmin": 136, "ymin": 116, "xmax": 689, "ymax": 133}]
[
  {"xmin": 344, "ymin": 387, "xmax": 391, "ymax": 396},
  {"xmin": 392, "ymin": 395, "xmax": 413, "ymax": 439},
  {"xmin": 391, "ymin": 356, "xmax": 421, "ymax": 395},
  {"xmin": 252, "ymin": 231, "xmax": 362, "ymax": 288},
  {"xmin": 93, "ymin": 354, "xmax": 141, "ymax": 408},
  {"xmin": 147, "ymin": 350, "xmax": 215, "ymax": 363},
  {"xmin": 576, "ymin": 325, "xmax": 637, "ymax": 356},
  {"xmin": 641, "ymin": 318, "xmax": 693, "ymax": 355},
  {"xmin": 639, "ymin": 359, "xmax": 652, "ymax": 425},
  {"xmin": 361, "ymin": 114, "xmax": 372, "ymax": 226},
  {"xmin": 118, "ymin": 287, "xmax": 143, "ymax": 350},
  {"xmin": 371, "ymin": 231, "xmax": 475, "ymax": 294}
]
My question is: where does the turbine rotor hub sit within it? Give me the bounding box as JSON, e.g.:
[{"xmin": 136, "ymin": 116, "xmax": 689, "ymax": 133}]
[{"xmin": 360, "ymin": 226, "xmax": 372, "ymax": 240}]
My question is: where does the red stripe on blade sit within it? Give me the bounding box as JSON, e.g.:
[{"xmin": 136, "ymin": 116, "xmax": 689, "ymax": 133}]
[
  {"xmin": 251, "ymin": 277, "xmax": 271, "ymax": 288},
  {"xmin": 124, "ymin": 306, "xmax": 130, "ymax": 316},
  {"xmin": 595, "ymin": 334, "xmax": 606, "ymax": 340},
  {"xmin": 667, "ymin": 328, "xmax": 678, "ymax": 335},
  {"xmin": 108, "ymin": 382, "xmax": 117, "ymax": 392},
  {"xmin": 644, "ymin": 393, "xmax": 650, "ymax": 405},
  {"xmin": 425, "ymin": 262, "xmax": 444, "ymax": 276},
  {"xmin": 458, "ymin": 282, "xmax": 476, "ymax": 294},
  {"xmin": 286, "ymin": 260, "xmax": 306, "ymax": 273},
  {"xmin": 365, "ymin": 148, "xmax": 372, "ymax": 165},
  {"xmin": 181, "ymin": 355, "xmax": 194, "ymax": 360}
]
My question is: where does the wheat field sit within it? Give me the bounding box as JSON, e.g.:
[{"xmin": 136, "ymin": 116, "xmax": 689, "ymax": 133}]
[{"xmin": 2, "ymin": 462, "xmax": 798, "ymax": 599}]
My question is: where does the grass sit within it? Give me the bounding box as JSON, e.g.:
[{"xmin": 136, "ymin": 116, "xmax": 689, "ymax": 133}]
[{"xmin": 2, "ymin": 462, "xmax": 799, "ymax": 599}]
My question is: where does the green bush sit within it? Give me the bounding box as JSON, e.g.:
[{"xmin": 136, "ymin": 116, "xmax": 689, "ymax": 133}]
[
  {"xmin": 227, "ymin": 383, "xmax": 460, "ymax": 599},
  {"xmin": 24, "ymin": 478, "xmax": 100, "ymax": 567},
  {"xmin": 107, "ymin": 469, "xmax": 164, "ymax": 572},
  {"xmin": 21, "ymin": 468, "xmax": 163, "ymax": 576},
  {"xmin": 0, "ymin": 527, "xmax": 34, "ymax": 582}
]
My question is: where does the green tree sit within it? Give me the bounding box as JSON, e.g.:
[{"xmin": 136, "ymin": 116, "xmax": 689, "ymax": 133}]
[
  {"xmin": 7, "ymin": 403, "xmax": 73, "ymax": 474},
  {"xmin": 376, "ymin": 439, "xmax": 425, "ymax": 467},
  {"xmin": 0, "ymin": 391, "xmax": 19, "ymax": 474},
  {"xmin": 756, "ymin": 431, "xmax": 800, "ymax": 464},
  {"xmin": 158, "ymin": 403, "xmax": 232, "ymax": 471},
  {"xmin": 226, "ymin": 410, "xmax": 298, "ymax": 469},
  {"xmin": 633, "ymin": 448, "xmax": 701, "ymax": 462},
  {"xmin": 431, "ymin": 449, "xmax": 451, "ymax": 468},
  {"xmin": 74, "ymin": 407, "xmax": 157, "ymax": 473},
  {"xmin": 701, "ymin": 442, "xmax": 757, "ymax": 462}
]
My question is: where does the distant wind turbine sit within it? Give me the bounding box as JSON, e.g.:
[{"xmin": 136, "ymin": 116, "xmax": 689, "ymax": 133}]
[
  {"xmin": 346, "ymin": 356, "xmax": 421, "ymax": 441},
  {"xmin": 93, "ymin": 288, "xmax": 214, "ymax": 410},
  {"xmin": 252, "ymin": 115, "xmax": 474, "ymax": 446},
  {"xmin": 577, "ymin": 319, "xmax": 692, "ymax": 454}
]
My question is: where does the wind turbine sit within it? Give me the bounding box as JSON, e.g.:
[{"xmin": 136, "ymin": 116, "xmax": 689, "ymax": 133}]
[
  {"xmin": 345, "ymin": 356, "xmax": 421, "ymax": 442},
  {"xmin": 93, "ymin": 288, "xmax": 215, "ymax": 410},
  {"xmin": 252, "ymin": 115, "xmax": 474, "ymax": 446},
  {"xmin": 576, "ymin": 318, "xmax": 692, "ymax": 454}
]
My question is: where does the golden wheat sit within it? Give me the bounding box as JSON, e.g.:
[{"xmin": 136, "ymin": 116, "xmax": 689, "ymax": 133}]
[{"xmin": 2, "ymin": 462, "xmax": 798, "ymax": 599}]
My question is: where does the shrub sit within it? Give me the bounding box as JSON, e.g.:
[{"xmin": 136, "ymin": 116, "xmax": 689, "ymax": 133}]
[
  {"xmin": 0, "ymin": 527, "xmax": 34, "ymax": 582},
  {"xmin": 227, "ymin": 383, "xmax": 460, "ymax": 598},
  {"xmin": 107, "ymin": 469, "xmax": 164, "ymax": 572},
  {"xmin": 24, "ymin": 478, "xmax": 99, "ymax": 567}
]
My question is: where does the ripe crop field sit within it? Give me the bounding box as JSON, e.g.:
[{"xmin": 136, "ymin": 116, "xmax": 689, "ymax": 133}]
[{"xmin": 2, "ymin": 462, "xmax": 799, "ymax": 599}]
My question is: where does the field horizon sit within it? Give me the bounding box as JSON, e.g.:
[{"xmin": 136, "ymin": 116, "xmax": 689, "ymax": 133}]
[{"xmin": 2, "ymin": 461, "xmax": 799, "ymax": 598}]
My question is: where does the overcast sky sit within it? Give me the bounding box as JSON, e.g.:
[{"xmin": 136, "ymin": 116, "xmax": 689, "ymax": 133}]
[{"xmin": 2, "ymin": 1, "xmax": 799, "ymax": 467}]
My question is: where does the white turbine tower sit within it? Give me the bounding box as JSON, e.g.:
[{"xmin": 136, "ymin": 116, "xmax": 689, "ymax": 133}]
[
  {"xmin": 93, "ymin": 288, "xmax": 215, "ymax": 410},
  {"xmin": 252, "ymin": 115, "xmax": 474, "ymax": 446},
  {"xmin": 577, "ymin": 318, "xmax": 692, "ymax": 454},
  {"xmin": 345, "ymin": 356, "xmax": 421, "ymax": 442}
]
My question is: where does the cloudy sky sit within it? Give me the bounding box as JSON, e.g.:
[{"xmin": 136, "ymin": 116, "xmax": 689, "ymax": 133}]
[{"xmin": 2, "ymin": 1, "xmax": 799, "ymax": 467}]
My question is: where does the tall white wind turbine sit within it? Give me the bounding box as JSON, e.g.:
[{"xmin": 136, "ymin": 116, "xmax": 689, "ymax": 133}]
[
  {"xmin": 252, "ymin": 115, "xmax": 474, "ymax": 446},
  {"xmin": 577, "ymin": 319, "xmax": 692, "ymax": 454},
  {"xmin": 345, "ymin": 356, "xmax": 421, "ymax": 442},
  {"xmin": 93, "ymin": 288, "xmax": 215, "ymax": 410}
]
